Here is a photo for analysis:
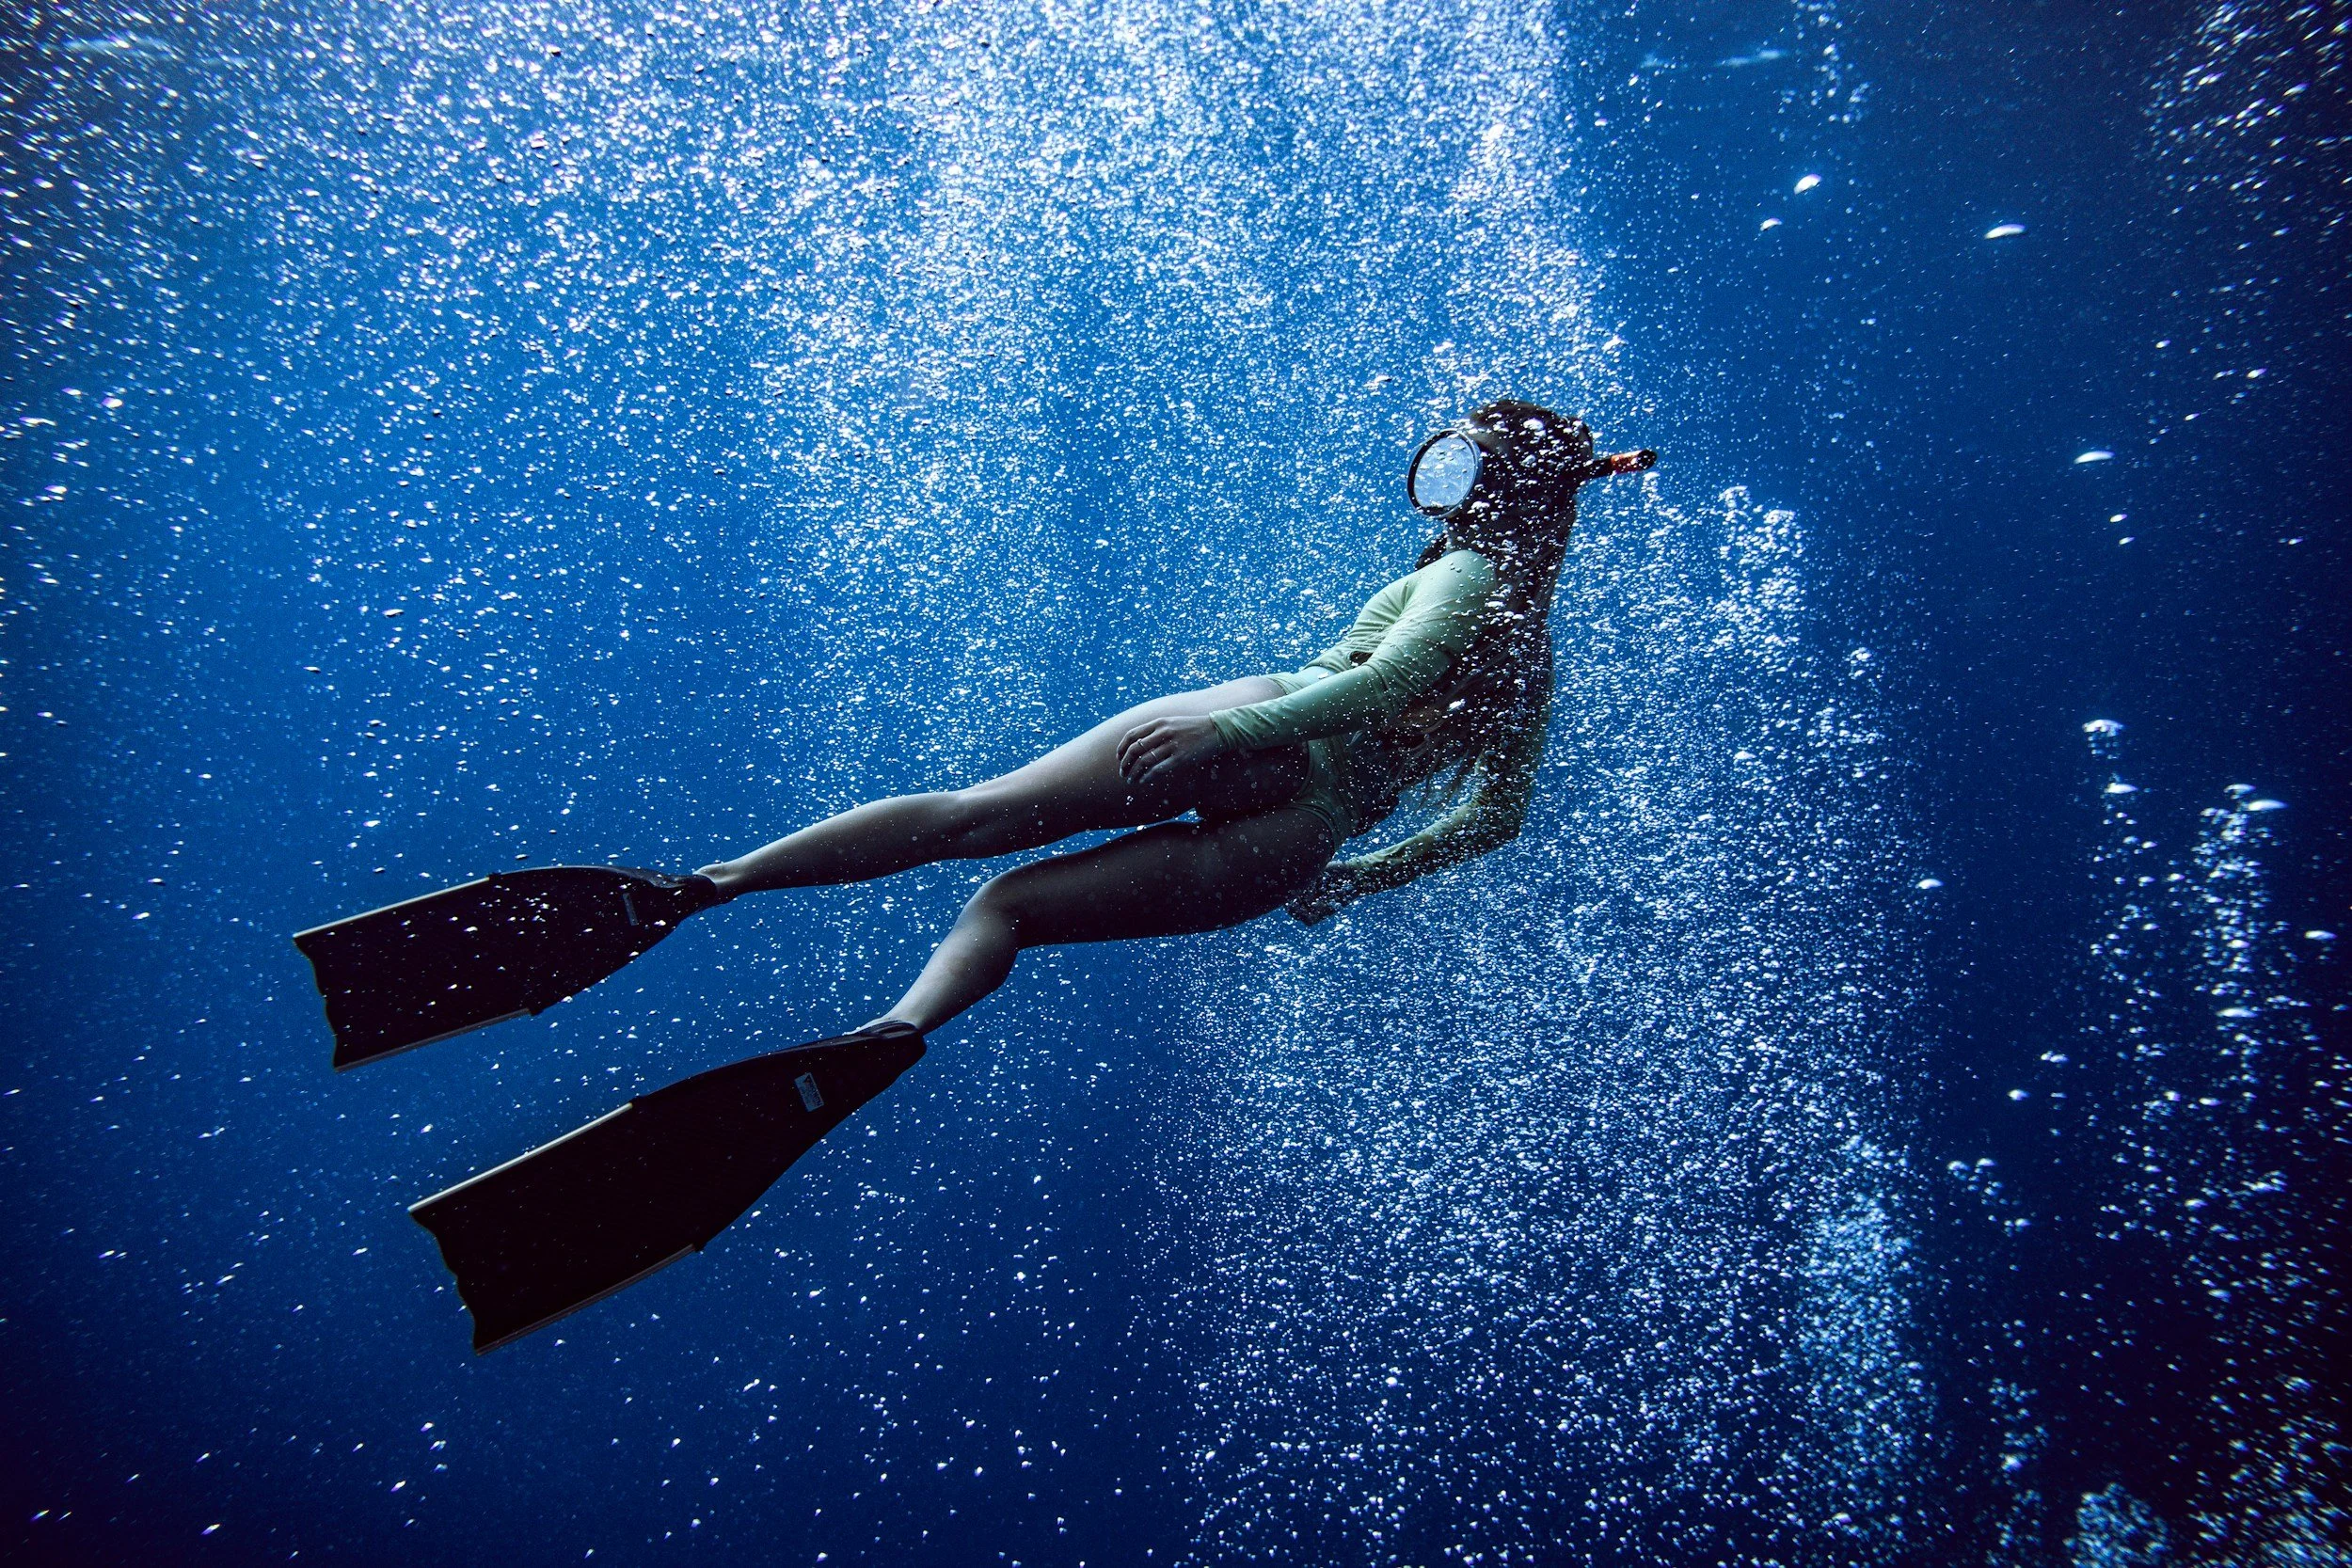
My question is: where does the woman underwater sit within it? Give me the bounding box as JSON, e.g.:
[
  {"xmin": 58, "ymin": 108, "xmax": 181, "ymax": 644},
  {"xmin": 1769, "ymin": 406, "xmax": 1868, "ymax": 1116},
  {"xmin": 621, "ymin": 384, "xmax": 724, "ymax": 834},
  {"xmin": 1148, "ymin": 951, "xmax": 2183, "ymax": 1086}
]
[
  {"xmin": 693, "ymin": 399, "xmax": 1656, "ymax": 1035},
  {"xmin": 316, "ymin": 398, "xmax": 1656, "ymax": 1350}
]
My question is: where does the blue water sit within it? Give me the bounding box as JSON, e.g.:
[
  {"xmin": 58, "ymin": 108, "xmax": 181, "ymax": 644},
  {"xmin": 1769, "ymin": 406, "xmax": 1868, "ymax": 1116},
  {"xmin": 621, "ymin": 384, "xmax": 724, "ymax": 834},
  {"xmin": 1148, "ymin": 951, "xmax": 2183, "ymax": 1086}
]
[{"xmin": 4, "ymin": 1, "xmax": 2345, "ymax": 1562}]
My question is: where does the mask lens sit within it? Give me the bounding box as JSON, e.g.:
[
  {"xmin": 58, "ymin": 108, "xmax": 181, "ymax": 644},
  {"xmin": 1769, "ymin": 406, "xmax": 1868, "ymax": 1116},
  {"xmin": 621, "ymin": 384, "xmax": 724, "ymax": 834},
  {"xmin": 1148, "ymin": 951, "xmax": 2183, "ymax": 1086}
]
[{"xmin": 1409, "ymin": 432, "xmax": 1481, "ymax": 513}]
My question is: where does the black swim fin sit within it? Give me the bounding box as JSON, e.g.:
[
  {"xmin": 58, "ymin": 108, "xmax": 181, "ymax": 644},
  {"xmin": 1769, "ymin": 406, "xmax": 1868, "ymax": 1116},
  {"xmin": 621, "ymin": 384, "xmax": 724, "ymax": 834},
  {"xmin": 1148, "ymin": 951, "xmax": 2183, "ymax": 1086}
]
[
  {"xmin": 293, "ymin": 866, "xmax": 723, "ymax": 1071},
  {"xmin": 409, "ymin": 1022, "xmax": 926, "ymax": 1354}
]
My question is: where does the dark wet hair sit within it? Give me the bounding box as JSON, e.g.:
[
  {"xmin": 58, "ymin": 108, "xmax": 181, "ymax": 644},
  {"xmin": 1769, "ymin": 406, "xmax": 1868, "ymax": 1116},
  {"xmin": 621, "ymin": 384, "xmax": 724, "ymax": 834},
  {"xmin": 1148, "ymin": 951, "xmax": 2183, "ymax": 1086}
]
[{"xmin": 1390, "ymin": 399, "xmax": 1599, "ymax": 795}]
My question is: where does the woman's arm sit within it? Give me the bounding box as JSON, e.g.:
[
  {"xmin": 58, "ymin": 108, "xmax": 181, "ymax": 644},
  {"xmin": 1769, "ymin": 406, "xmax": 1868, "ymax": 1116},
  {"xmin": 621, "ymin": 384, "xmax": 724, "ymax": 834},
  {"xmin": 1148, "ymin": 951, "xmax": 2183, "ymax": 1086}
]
[
  {"xmin": 1208, "ymin": 551, "xmax": 1497, "ymax": 752},
  {"xmin": 1287, "ymin": 700, "xmax": 1549, "ymax": 924},
  {"xmin": 1118, "ymin": 552, "xmax": 1498, "ymax": 784}
]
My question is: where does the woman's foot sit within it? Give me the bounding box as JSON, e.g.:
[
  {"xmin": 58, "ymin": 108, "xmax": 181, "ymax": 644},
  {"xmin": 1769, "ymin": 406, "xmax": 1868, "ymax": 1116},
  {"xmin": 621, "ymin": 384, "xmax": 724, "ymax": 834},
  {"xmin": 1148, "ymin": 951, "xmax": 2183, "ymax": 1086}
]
[
  {"xmin": 692, "ymin": 860, "xmax": 744, "ymax": 899},
  {"xmin": 642, "ymin": 869, "xmax": 726, "ymax": 924}
]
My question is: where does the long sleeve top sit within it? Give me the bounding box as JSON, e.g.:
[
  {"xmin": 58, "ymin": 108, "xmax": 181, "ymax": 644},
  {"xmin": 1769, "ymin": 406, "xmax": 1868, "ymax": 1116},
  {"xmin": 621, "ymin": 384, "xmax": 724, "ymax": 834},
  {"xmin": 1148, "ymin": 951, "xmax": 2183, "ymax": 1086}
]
[{"xmin": 1207, "ymin": 549, "xmax": 1500, "ymax": 752}]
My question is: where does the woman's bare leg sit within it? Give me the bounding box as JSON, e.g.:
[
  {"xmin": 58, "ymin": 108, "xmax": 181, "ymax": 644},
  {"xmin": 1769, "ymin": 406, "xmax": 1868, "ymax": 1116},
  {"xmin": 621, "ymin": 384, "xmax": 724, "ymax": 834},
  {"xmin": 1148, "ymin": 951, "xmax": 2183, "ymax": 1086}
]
[
  {"xmin": 698, "ymin": 677, "xmax": 1300, "ymax": 897},
  {"xmin": 874, "ymin": 806, "xmax": 1338, "ymax": 1033}
]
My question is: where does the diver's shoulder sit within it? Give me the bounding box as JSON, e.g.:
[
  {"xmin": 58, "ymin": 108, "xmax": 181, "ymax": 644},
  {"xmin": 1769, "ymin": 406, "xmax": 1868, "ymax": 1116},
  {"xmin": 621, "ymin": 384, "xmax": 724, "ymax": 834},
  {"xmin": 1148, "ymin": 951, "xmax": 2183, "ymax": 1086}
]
[{"xmin": 1422, "ymin": 546, "xmax": 1500, "ymax": 589}]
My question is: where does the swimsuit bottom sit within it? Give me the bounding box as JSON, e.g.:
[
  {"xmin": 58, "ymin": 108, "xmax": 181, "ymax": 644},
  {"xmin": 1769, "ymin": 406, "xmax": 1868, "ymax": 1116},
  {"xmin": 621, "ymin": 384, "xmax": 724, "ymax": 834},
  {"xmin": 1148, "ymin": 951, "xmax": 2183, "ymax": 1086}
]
[
  {"xmin": 1289, "ymin": 736, "xmax": 1358, "ymax": 847},
  {"xmin": 1213, "ymin": 672, "xmax": 1403, "ymax": 849}
]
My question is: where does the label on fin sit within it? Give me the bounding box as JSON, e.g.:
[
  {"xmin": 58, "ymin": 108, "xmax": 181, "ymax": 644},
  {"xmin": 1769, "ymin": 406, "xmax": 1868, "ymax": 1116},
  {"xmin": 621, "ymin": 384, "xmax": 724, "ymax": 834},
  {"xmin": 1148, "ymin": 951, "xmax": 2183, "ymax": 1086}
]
[
  {"xmin": 621, "ymin": 888, "xmax": 641, "ymax": 927},
  {"xmin": 795, "ymin": 1072, "xmax": 823, "ymax": 1113}
]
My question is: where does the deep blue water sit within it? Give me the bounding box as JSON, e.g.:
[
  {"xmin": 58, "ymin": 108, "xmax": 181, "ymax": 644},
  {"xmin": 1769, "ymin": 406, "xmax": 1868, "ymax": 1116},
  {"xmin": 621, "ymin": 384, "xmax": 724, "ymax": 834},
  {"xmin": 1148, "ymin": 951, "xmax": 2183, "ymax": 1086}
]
[{"xmin": 4, "ymin": 1, "xmax": 2345, "ymax": 1563}]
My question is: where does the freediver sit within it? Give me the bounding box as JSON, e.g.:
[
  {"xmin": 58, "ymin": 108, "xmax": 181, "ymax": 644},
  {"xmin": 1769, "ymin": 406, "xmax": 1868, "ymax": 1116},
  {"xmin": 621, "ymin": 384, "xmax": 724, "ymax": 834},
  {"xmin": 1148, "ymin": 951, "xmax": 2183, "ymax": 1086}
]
[
  {"xmin": 691, "ymin": 399, "xmax": 1656, "ymax": 1032},
  {"xmin": 296, "ymin": 401, "xmax": 1656, "ymax": 1350}
]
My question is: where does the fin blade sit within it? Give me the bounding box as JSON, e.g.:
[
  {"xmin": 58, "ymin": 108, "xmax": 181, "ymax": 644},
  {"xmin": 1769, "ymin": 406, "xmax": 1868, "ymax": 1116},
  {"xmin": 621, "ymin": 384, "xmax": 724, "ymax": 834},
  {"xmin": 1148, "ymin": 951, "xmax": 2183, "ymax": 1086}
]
[
  {"xmin": 410, "ymin": 1024, "xmax": 926, "ymax": 1353},
  {"xmin": 293, "ymin": 866, "xmax": 706, "ymax": 1069}
]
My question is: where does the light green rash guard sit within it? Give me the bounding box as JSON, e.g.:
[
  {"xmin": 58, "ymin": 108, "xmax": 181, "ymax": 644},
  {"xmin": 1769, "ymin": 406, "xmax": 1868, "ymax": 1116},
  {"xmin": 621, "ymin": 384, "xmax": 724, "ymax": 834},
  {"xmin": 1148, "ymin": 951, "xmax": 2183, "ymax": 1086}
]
[
  {"xmin": 1208, "ymin": 548, "xmax": 1551, "ymax": 899},
  {"xmin": 1209, "ymin": 549, "xmax": 1499, "ymax": 752}
]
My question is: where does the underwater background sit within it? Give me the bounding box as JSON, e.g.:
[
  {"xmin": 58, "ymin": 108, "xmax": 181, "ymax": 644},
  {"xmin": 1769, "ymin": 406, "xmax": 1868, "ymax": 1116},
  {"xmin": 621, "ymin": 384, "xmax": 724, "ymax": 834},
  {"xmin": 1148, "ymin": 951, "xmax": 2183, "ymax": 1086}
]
[{"xmin": 4, "ymin": 0, "xmax": 2345, "ymax": 1562}]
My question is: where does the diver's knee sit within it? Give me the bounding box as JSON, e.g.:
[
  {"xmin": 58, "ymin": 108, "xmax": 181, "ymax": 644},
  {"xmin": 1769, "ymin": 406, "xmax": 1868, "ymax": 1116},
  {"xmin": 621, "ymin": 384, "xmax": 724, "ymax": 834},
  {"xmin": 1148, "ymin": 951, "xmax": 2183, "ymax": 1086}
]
[{"xmin": 960, "ymin": 868, "xmax": 1034, "ymax": 937}]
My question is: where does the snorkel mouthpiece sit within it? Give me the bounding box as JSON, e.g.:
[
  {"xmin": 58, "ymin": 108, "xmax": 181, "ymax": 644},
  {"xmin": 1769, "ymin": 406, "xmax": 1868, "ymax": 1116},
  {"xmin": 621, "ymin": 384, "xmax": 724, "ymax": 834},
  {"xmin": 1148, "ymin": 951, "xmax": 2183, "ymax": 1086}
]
[{"xmin": 1597, "ymin": 448, "xmax": 1659, "ymax": 478}]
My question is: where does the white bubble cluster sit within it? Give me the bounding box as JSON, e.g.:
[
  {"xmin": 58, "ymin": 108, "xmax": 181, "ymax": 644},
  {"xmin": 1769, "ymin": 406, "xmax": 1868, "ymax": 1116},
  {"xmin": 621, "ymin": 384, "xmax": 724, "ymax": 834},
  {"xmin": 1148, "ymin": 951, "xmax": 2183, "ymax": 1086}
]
[{"xmin": 1959, "ymin": 727, "xmax": 2346, "ymax": 1556}]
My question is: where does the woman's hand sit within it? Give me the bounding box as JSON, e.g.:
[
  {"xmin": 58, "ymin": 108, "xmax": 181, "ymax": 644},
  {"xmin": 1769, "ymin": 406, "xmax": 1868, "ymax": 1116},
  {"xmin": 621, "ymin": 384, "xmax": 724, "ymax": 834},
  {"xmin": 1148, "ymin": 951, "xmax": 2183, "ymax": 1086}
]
[
  {"xmin": 1117, "ymin": 714, "xmax": 1227, "ymax": 784},
  {"xmin": 1286, "ymin": 862, "xmax": 1362, "ymax": 926}
]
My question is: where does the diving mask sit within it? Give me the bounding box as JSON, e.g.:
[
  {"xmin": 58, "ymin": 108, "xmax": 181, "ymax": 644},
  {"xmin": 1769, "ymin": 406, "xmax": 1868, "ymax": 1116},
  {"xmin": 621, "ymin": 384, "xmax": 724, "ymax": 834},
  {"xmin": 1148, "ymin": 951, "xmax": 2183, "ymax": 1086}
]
[{"xmin": 1407, "ymin": 412, "xmax": 1642, "ymax": 517}]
